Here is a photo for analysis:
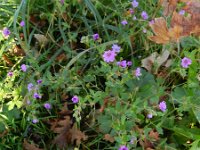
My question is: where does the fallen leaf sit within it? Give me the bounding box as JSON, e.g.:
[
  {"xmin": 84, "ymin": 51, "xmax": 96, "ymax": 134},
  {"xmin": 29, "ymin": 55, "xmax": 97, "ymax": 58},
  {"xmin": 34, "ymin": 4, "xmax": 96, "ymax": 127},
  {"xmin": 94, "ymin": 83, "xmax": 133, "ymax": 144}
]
[
  {"xmin": 70, "ymin": 124, "xmax": 88, "ymax": 145},
  {"xmin": 148, "ymin": 17, "xmax": 170, "ymax": 44},
  {"xmin": 160, "ymin": 0, "xmax": 178, "ymax": 16},
  {"xmin": 141, "ymin": 52, "xmax": 158, "ymax": 72},
  {"xmin": 142, "ymin": 50, "xmax": 170, "ymax": 72},
  {"xmin": 103, "ymin": 134, "xmax": 115, "ymax": 143},
  {"xmin": 23, "ymin": 139, "xmax": 43, "ymax": 150},
  {"xmin": 2, "ymin": 54, "xmax": 13, "ymax": 66},
  {"xmin": 34, "ymin": 34, "xmax": 49, "ymax": 46},
  {"xmin": 149, "ymin": 130, "xmax": 160, "ymax": 141}
]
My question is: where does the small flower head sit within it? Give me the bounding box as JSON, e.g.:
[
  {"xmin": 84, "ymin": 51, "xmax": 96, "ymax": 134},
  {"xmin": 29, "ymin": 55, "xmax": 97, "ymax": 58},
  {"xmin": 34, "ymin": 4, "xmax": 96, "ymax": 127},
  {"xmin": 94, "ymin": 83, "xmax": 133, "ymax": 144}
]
[
  {"xmin": 119, "ymin": 145, "xmax": 129, "ymax": 150},
  {"xmin": 181, "ymin": 57, "xmax": 192, "ymax": 68},
  {"xmin": 112, "ymin": 44, "xmax": 121, "ymax": 53},
  {"xmin": 121, "ymin": 20, "xmax": 128, "ymax": 26},
  {"xmin": 179, "ymin": 10, "xmax": 185, "ymax": 15},
  {"xmin": 37, "ymin": 79, "xmax": 42, "ymax": 84},
  {"xmin": 8, "ymin": 71, "xmax": 13, "ymax": 77},
  {"xmin": 21, "ymin": 64, "xmax": 27, "ymax": 72},
  {"xmin": 135, "ymin": 67, "xmax": 142, "ymax": 77},
  {"xmin": 132, "ymin": 0, "xmax": 139, "ymax": 8},
  {"xmin": 20, "ymin": 21, "xmax": 25, "ymax": 27},
  {"xmin": 147, "ymin": 113, "xmax": 153, "ymax": 119},
  {"xmin": 127, "ymin": 61, "xmax": 132, "ymax": 66},
  {"xmin": 133, "ymin": 16, "xmax": 137, "ymax": 20},
  {"xmin": 141, "ymin": 11, "xmax": 148, "ymax": 20},
  {"xmin": 44, "ymin": 103, "xmax": 51, "ymax": 110},
  {"xmin": 130, "ymin": 136, "xmax": 137, "ymax": 144},
  {"xmin": 93, "ymin": 33, "xmax": 99, "ymax": 41},
  {"xmin": 32, "ymin": 118, "xmax": 39, "ymax": 124},
  {"xmin": 27, "ymin": 83, "xmax": 34, "ymax": 92},
  {"xmin": 118, "ymin": 60, "xmax": 127, "ymax": 68},
  {"xmin": 2, "ymin": 27, "xmax": 11, "ymax": 38},
  {"xmin": 143, "ymin": 29, "xmax": 147, "ymax": 33},
  {"xmin": 129, "ymin": 8, "xmax": 134, "ymax": 14},
  {"xmin": 159, "ymin": 101, "xmax": 167, "ymax": 112},
  {"xmin": 33, "ymin": 93, "xmax": 41, "ymax": 99},
  {"xmin": 26, "ymin": 100, "xmax": 31, "ymax": 105},
  {"xmin": 102, "ymin": 50, "xmax": 116, "ymax": 63},
  {"xmin": 72, "ymin": 95, "xmax": 79, "ymax": 103},
  {"xmin": 60, "ymin": 0, "xmax": 64, "ymax": 4}
]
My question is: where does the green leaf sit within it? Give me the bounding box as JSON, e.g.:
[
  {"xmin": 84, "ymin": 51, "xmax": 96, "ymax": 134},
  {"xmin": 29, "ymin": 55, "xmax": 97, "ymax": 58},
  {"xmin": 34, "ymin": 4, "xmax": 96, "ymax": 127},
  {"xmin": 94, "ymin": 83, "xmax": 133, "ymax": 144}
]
[
  {"xmin": 190, "ymin": 140, "xmax": 200, "ymax": 150},
  {"xmin": 192, "ymin": 106, "xmax": 200, "ymax": 124}
]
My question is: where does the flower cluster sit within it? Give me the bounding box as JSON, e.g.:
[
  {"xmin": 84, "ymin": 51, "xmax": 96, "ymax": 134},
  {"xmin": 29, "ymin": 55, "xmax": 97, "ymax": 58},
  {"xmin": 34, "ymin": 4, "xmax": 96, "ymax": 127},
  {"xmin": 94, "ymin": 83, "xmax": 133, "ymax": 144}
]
[
  {"xmin": 102, "ymin": 44, "xmax": 121, "ymax": 63},
  {"xmin": 117, "ymin": 60, "xmax": 132, "ymax": 68}
]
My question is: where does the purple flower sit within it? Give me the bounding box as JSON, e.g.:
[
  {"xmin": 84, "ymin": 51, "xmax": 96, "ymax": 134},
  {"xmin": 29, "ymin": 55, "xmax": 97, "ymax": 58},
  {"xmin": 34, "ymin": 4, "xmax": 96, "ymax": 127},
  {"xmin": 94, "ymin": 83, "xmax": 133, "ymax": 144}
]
[
  {"xmin": 181, "ymin": 57, "xmax": 192, "ymax": 68},
  {"xmin": 133, "ymin": 16, "xmax": 137, "ymax": 20},
  {"xmin": 112, "ymin": 44, "xmax": 121, "ymax": 53},
  {"xmin": 37, "ymin": 79, "xmax": 42, "ymax": 84},
  {"xmin": 93, "ymin": 33, "xmax": 99, "ymax": 41},
  {"xmin": 20, "ymin": 21, "xmax": 25, "ymax": 27},
  {"xmin": 149, "ymin": 19, "xmax": 155, "ymax": 25},
  {"xmin": 8, "ymin": 71, "xmax": 13, "ymax": 77},
  {"xmin": 26, "ymin": 100, "xmax": 31, "ymax": 105},
  {"xmin": 102, "ymin": 50, "xmax": 116, "ymax": 63},
  {"xmin": 121, "ymin": 20, "xmax": 128, "ymax": 26},
  {"xmin": 147, "ymin": 113, "xmax": 153, "ymax": 119},
  {"xmin": 141, "ymin": 11, "xmax": 148, "ymax": 20},
  {"xmin": 72, "ymin": 95, "xmax": 79, "ymax": 103},
  {"xmin": 159, "ymin": 101, "xmax": 167, "ymax": 112},
  {"xmin": 117, "ymin": 60, "xmax": 127, "ymax": 68},
  {"xmin": 127, "ymin": 61, "xmax": 132, "ymax": 66},
  {"xmin": 143, "ymin": 29, "xmax": 147, "ymax": 33},
  {"xmin": 32, "ymin": 119, "xmax": 39, "ymax": 124},
  {"xmin": 27, "ymin": 83, "xmax": 34, "ymax": 92},
  {"xmin": 130, "ymin": 137, "xmax": 137, "ymax": 144},
  {"xmin": 33, "ymin": 93, "xmax": 41, "ymax": 99},
  {"xmin": 179, "ymin": 10, "xmax": 185, "ymax": 15},
  {"xmin": 60, "ymin": 0, "xmax": 64, "ymax": 4},
  {"xmin": 135, "ymin": 67, "xmax": 142, "ymax": 77},
  {"xmin": 21, "ymin": 64, "xmax": 27, "ymax": 72},
  {"xmin": 2, "ymin": 27, "xmax": 11, "ymax": 37},
  {"xmin": 132, "ymin": 0, "xmax": 139, "ymax": 8},
  {"xmin": 119, "ymin": 145, "xmax": 129, "ymax": 150},
  {"xmin": 129, "ymin": 8, "xmax": 134, "ymax": 14},
  {"xmin": 44, "ymin": 103, "xmax": 51, "ymax": 110}
]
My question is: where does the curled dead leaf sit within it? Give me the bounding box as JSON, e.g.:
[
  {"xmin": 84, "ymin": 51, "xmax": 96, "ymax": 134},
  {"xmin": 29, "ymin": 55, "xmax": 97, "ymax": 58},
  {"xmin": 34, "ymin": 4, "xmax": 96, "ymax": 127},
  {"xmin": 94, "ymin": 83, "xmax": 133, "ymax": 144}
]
[
  {"xmin": 104, "ymin": 134, "xmax": 115, "ymax": 143},
  {"xmin": 23, "ymin": 139, "xmax": 43, "ymax": 150}
]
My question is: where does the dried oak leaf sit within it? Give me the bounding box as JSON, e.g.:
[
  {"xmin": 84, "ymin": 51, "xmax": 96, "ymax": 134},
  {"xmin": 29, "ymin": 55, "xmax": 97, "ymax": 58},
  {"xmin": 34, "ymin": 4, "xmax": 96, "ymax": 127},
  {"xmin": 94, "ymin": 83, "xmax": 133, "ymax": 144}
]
[
  {"xmin": 183, "ymin": 0, "xmax": 200, "ymax": 14},
  {"xmin": 149, "ymin": 130, "xmax": 160, "ymax": 142},
  {"xmin": 70, "ymin": 124, "xmax": 88, "ymax": 145},
  {"xmin": 103, "ymin": 134, "xmax": 115, "ymax": 143},
  {"xmin": 160, "ymin": 0, "xmax": 178, "ymax": 16},
  {"xmin": 148, "ymin": 18, "xmax": 170, "ymax": 44},
  {"xmin": 52, "ymin": 116, "xmax": 73, "ymax": 149},
  {"xmin": 171, "ymin": 11, "xmax": 200, "ymax": 36},
  {"xmin": 23, "ymin": 139, "xmax": 43, "ymax": 150}
]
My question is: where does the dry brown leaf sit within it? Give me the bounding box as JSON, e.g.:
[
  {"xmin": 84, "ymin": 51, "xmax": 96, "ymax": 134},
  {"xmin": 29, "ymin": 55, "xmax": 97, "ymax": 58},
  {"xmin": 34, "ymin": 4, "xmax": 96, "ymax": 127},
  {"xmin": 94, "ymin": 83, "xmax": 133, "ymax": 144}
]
[
  {"xmin": 23, "ymin": 139, "xmax": 43, "ymax": 150},
  {"xmin": 160, "ymin": 0, "xmax": 178, "ymax": 16},
  {"xmin": 2, "ymin": 54, "xmax": 13, "ymax": 66},
  {"xmin": 149, "ymin": 18, "xmax": 170, "ymax": 44},
  {"xmin": 70, "ymin": 124, "xmax": 88, "ymax": 145},
  {"xmin": 52, "ymin": 116, "xmax": 72, "ymax": 149},
  {"xmin": 142, "ymin": 50, "xmax": 170, "ymax": 72},
  {"xmin": 103, "ymin": 134, "xmax": 115, "ymax": 143},
  {"xmin": 141, "ymin": 52, "xmax": 158, "ymax": 72},
  {"xmin": 168, "ymin": 25, "xmax": 183, "ymax": 42},
  {"xmin": 149, "ymin": 130, "xmax": 160, "ymax": 141}
]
